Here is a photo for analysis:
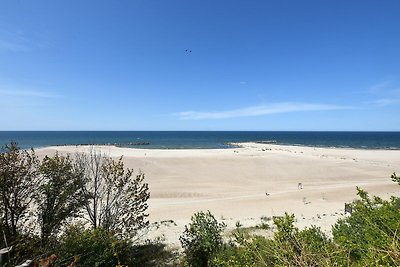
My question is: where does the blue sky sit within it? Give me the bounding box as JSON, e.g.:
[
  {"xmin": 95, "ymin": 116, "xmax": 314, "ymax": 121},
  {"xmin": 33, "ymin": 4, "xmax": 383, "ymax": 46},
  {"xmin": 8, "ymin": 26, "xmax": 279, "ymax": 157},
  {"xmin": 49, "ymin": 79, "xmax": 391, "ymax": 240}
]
[{"xmin": 0, "ymin": 0, "xmax": 399, "ymax": 131}]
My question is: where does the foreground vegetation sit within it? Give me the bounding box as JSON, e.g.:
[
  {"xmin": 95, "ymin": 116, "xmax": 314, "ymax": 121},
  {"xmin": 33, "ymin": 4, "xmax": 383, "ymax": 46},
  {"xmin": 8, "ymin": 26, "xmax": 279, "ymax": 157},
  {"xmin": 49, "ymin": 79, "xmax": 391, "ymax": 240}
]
[
  {"xmin": 177, "ymin": 180, "xmax": 400, "ymax": 267},
  {"xmin": 0, "ymin": 142, "xmax": 153, "ymax": 266},
  {"xmin": 0, "ymin": 143, "xmax": 399, "ymax": 266}
]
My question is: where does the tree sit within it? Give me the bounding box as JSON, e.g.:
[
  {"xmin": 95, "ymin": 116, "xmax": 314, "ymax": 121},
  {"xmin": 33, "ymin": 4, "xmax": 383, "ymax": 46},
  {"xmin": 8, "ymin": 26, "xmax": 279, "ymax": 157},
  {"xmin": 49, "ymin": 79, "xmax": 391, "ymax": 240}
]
[
  {"xmin": 0, "ymin": 142, "xmax": 40, "ymax": 239},
  {"xmin": 180, "ymin": 210, "xmax": 226, "ymax": 267},
  {"xmin": 36, "ymin": 153, "xmax": 86, "ymax": 242},
  {"xmin": 75, "ymin": 149, "xmax": 150, "ymax": 237}
]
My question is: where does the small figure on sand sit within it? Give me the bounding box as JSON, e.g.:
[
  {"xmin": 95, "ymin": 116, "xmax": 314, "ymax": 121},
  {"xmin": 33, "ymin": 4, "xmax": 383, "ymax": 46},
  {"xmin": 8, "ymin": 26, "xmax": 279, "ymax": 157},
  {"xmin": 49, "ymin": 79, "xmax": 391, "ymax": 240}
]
[{"xmin": 298, "ymin": 182, "xmax": 303, "ymax": 189}]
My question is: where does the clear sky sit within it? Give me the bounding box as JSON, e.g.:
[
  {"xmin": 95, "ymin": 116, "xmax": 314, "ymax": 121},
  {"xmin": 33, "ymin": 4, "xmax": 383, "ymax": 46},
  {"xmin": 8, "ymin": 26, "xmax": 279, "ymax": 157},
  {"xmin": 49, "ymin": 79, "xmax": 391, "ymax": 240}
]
[{"xmin": 0, "ymin": 0, "xmax": 399, "ymax": 131}]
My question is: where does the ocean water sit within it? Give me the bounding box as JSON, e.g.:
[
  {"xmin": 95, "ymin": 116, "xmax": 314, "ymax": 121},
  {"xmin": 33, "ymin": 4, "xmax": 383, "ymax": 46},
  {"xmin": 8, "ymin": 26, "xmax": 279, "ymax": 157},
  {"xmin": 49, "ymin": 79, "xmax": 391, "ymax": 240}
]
[{"xmin": 0, "ymin": 131, "xmax": 399, "ymax": 150}]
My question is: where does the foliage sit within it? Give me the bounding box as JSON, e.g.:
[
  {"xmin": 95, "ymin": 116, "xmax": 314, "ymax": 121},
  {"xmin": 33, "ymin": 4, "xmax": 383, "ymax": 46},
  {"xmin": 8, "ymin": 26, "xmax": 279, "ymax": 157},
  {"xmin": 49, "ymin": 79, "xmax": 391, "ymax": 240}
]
[
  {"xmin": 127, "ymin": 241, "xmax": 179, "ymax": 267},
  {"xmin": 268, "ymin": 214, "xmax": 338, "ymax": 266},
  {"xmin": 0, "ymin": 143, "xmax": 152, "ymax": 266},
  {"xmin": 333, "ymin": 187, "xmax": 400, "ymax": 266},
  {"xmin": 75, "ymin": 150, "xmax": 150, "ymax": 237},
  {"xmin": 7, "ymin": 234, "xmax": 42, "ymax": 266},
  {"xmin": 210, "ymin": 234, "xmax": 258, "ymax": 267},
  {"xmin": 391, "ymin": 171, "xmax": 399, "ymax": 185},
  {"xmin": 55, "ymin": 224, "xmax": 122, "ymax": 267},
  {"xmin": 0, "ymin": 142, "xmax": 40, "ymax": 240},
  {"xmin": 101, "ymin": 156, "xmax": 150, "ymax": 236},
  {"xmin": 210, "ymin": 172, "xmax": 400, "ymax": 267},
  {"xmin": 213, "ymin": 184, "xmax": 400, "ymax": 266},
  {"xmin": 211, "ymin": 245, "xmax": 255, "ymax": 267},
  {"xmin": 180, "ymin": 210, "xmax": 226, "ymax": 267},
  {"xmin": 55, "ymin": 224, "xmax": 177, "ymax": 267},
  {"xmin": 36, "ymin": 153, "xmax": 86, "ymax": 241},
  {"xmin": 73, "ymin": 150, "xmax": 104, "ymax": 229},
  {"xmin": 220, "ymin": 214, "xmax": 339, "ymax": 267}
]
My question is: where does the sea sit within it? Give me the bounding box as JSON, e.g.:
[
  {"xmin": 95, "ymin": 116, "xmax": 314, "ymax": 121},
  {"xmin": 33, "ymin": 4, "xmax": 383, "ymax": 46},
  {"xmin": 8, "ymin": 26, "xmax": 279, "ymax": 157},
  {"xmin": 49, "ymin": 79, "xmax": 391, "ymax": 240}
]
[{"xmin": 0, "ymin": 131, "xmax": 399, "ymax": 150}]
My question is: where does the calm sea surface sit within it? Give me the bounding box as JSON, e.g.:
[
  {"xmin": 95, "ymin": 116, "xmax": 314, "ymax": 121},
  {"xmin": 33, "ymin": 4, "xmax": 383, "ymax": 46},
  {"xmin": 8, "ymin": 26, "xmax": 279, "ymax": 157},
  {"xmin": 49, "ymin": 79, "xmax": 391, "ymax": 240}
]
[{"xmin": 0, "ymin": 131, "xmax": 399, "ymax": 150}]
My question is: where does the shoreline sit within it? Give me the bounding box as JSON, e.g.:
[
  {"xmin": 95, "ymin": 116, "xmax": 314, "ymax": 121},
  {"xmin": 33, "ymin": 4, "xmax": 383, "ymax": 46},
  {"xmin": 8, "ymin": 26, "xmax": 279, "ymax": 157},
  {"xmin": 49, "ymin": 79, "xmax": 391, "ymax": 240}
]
[
  {"xmin": 35, "ymin": 143, "xmax": 400, "ymax": 247},
  {"xmin": 31, "ymin": 140, "xmax": 400, "ymax": 151}
]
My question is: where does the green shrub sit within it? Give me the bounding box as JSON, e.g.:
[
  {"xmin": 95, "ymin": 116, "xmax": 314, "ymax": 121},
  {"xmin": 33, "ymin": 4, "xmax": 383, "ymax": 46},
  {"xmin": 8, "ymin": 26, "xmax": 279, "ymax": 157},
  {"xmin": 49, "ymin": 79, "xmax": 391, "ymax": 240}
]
[
  {"xmin": 262, "ymin": 214, "xmax": 337, "ymax": 266},
  {"xmin": 55, "ymin": 224, "xmax": 122, "ymax": 267},
  {"xmin": 220, "ymin": 213, "xmax": 339, "ymax": 267},
  {"xmin": 128, "ymin": 241, "xmax": 179, "ymax": 267},
  {"xmin": 180, "ymin": 211, "xmax": 226, "ymax": 267},
  {"xmin": 333, "ymin": 187, "xmax": 400, "ymax": 266}
]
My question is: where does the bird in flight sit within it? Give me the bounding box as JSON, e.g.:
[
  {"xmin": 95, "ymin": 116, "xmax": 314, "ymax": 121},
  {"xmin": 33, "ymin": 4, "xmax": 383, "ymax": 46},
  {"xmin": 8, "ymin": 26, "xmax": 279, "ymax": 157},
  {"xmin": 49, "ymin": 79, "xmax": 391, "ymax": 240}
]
[{"xmin": 185, "ymin": 49, "xmax": 192, "ymax": 53}]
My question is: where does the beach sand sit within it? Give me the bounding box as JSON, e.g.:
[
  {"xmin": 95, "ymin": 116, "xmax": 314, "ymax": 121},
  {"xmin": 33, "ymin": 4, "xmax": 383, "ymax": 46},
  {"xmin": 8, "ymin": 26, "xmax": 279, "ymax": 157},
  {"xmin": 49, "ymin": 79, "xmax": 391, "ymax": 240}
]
[{"xmin": 36, "ymin": 143, "xmax": 400, "ymax": 248}]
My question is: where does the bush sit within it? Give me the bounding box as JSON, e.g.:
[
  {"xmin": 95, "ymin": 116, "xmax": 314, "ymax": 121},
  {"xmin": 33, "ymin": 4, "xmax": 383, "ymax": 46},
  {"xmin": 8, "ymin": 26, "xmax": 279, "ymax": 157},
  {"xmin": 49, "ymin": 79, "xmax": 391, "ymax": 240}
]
[
  {"xmin": 55, "ymin": 224, "xmax": 124, "ymax": 267},
  {"xmin": 218, "ymin": 186, "xmax": 400, "ymax": 266},
  {"xmin": 214, "ymin": 213, "xmax": 339, "ymax": 267},
  {"xmin": 180, "ymin": 211, "xmax": 226, "ymax": 267},
  {"xmin": 333, "ymin": 187, "xmax": 400, "ymax": 265},
  {"xmin": 55, "ymin": 224, "xmax": 178, "ymax": 267},
  {"xmin": 211, "ymin": 234, "xmax": 259, "ymax": 267},
  {"xmin": 271, "ymin": 214, "xmax": 339, "ymax": 266},
  {"xmin": 127, "ymin": 241, "xmax": 179, "ymax": 267}
]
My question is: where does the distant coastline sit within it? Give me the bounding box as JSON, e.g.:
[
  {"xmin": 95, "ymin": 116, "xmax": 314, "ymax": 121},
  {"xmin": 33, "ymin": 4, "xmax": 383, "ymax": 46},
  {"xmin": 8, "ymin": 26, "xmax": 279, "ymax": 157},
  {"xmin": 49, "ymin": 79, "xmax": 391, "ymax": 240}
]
[{"xmin": 1, "ymin": 131, "xmax": 400, "ymax": 150}]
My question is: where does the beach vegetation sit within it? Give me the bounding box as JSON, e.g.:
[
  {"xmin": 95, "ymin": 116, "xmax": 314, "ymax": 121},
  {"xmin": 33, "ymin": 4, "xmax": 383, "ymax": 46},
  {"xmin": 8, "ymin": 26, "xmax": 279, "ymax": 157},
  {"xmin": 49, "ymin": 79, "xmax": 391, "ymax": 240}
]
[
  {"xmin": 180, "ymin": 210, "xmax": 226, "ymax": 266},
  {"xmin": 74, "ymin": 150, "xmax": 150, "ymax": 237},
  {"xmin": 36, "ymin": 153, "xmax": 86, "ymax": 242},
  {"xmin": 0, "ymin": 142, "xmax": 153, "ymax": 266},
  {"xmin": 212, "ymin": 214, "xmax": 338, "ymax": 267},
  {"xmin": 332, "ymin": 187, "xmax": 400, "ymax": 266},
  {"xmin": 55, "ymin": 224, "xmax": 126, "ymax": 267},
  {"xmin": 0, "ymin": 142, "xmax": 39, "ymax": 241},
  {"xmin": 210, "ymin": 184, "xmax": 400, "ymax": 266},
  {"xmin": 391, "ymin": 171, "xmax": 399, "ymax": 184},
  {"xmin": 56, "ymin": 223, "xmax": 178, "ymax": 267},
  {"xmin": 256, "ymin": 216, "xmax": 271, "ymax": 230},
  {"xmin": 235, "ymin": 221, "xmax": 242, "ymax": 228}
]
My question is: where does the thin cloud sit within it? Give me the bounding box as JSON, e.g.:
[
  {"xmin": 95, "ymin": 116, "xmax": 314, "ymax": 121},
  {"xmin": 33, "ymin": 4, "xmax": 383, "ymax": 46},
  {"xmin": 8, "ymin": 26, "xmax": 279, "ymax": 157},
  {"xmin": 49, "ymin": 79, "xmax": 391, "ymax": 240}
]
[
  {"xmin": 368, "ymin": 80, "xmax": 400, "ymax": 95},
  {"xmin": 0, "ymin": 89, "xmax": 63, "ymax": 99},
  {"xmin": 178, "ymin": 102, "xmax": 350, "ymax": 120},
  {"xmin": 367, "ymin": 80, "xmax": 400, "ymax": 107},
  {"xmin": 0, "ymin": 39, "xmax": 29, "ymax": 52},
  {"xmin": 0, "ymin": 31, "xmax": 30, "ymax": 52},
  {"xmin": 0, "ymin": 30, "xmax": 51, "ymax": 52},
  {"xmin": 371, "ymin": 98, "xmax": 400, "ymax": 107},
  {"xmin": 368, "ymin": 81, "xmax": 391, "ymax": 94}
]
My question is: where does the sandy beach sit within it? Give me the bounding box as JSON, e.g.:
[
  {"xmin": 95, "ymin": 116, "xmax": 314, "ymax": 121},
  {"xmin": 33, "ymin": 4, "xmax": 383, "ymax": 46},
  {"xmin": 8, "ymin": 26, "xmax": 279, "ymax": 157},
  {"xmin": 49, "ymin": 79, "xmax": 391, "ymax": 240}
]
[{"xmin": 36, "ymin": 143, "xmax": 400, "ymax": 248}]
